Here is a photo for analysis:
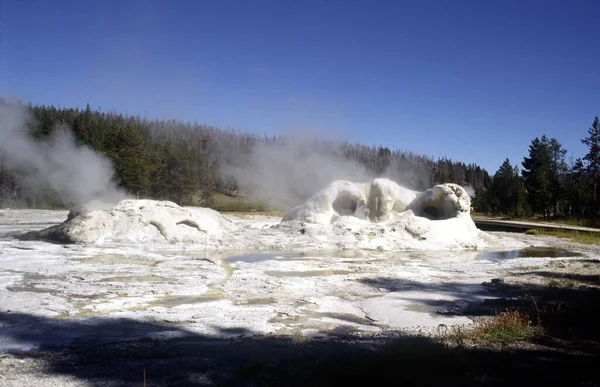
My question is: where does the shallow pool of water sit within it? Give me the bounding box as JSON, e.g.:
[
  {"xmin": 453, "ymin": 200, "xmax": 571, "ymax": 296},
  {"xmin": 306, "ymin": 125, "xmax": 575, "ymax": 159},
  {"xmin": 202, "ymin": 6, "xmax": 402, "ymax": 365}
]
[
  {"xmin": 265, "ymin": 269, "xmax": 355, "ymax": 277},
  {"xmin": 224, "ymin": 252, "xmax": 302, "ymax": 263},
  {"xmin": 148, "ymin": 295, "xmax": 222, "ymax": 308},
  {"xmin": 477, "ymin": 247, "xmax": 582, "ymax": 260}
]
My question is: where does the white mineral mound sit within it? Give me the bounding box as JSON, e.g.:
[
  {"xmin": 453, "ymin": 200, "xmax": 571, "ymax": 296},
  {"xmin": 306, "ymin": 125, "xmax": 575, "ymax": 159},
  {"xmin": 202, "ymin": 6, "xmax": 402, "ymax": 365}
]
[
  {"xmin": 282, "ymin": 180, "xmax": 370, "ymax": 225},
  {"xmin": 282, "ymin": 178, "xmax": 419, "ymax": 225},
  {"xmin": 368, "ymin": 178, "xmax": 419, "ymax": 222},
  {"xmin": 27, "ymin": 183, "xmax": 519, "ymax": 251},
  {"xmin": 408, "ymin": 183, "xmax": 471, "ymax": 220},
  {"xmin": 34, "ymin": 199, "xmax": 237, "ymax": 244},
  {"xmin": 280, "ymin": 180, "xmax": 506, "ymax": 249}
]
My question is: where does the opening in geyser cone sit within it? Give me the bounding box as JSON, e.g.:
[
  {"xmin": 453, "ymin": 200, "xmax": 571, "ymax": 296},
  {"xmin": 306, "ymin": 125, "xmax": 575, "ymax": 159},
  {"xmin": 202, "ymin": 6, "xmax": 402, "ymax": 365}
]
[
  {"xmin": 332, "ymin": 194, "xmax": 360, "ymax": 216},
  {"xmin": 407, "ymin": 184, "xmax": 471, "ymax": 221},
  {"xmin": 421, "ymin": 206, "xmax": 441, "ymax": 220}
]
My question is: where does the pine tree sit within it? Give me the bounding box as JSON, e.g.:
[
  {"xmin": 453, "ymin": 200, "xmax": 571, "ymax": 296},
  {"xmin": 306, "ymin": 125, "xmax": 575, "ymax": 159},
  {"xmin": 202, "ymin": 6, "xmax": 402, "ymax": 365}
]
[
  {"xmin": 565, "ymin": 158, "xmax": 589, "ymax": 219},
  {"xmin": 489, "ymin": 159, "xmax": 526, "ymax": 216},
  {"xmin": 547, "ymin": 138, "xmax": 567, "ymax": 217},
  {"xmin": 582, "ymin": 117, "xmax": 600, "ymax": 219},
  {"xmin": 105, "ymin": 123, "xmax": 150, "ymax": 197},
  {"xmin": 522, "ymin": 136, "xmax": 552, "ymax": 218},
  {"xmin": 491, "ymin": 159, "xmax": 515, "ymax": 215}
]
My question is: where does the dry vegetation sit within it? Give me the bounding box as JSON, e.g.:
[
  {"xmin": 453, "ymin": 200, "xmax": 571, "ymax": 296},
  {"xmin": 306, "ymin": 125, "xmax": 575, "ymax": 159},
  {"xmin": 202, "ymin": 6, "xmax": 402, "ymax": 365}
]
[
  {"xmin": 447, "ymin": 310, "xmax": 538, "ymax": 347},
  {"xmin": 526, "ymin": 228, "xmax": 600, "ymax": 245}
]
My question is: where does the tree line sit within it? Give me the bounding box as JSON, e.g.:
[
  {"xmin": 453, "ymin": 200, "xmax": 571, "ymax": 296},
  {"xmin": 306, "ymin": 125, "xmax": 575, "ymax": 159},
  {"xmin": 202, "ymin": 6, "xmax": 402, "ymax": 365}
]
[
  {"xmin": 0, "ymin": 101, "xmax": 491, "ymax": 209},
  {"xmin": 473, "ymin": 116, "xmax": 600, "ymax": 224},
  {"xmin": 3, "ymin": 102, "xmax": 598, "ymax": 224}
]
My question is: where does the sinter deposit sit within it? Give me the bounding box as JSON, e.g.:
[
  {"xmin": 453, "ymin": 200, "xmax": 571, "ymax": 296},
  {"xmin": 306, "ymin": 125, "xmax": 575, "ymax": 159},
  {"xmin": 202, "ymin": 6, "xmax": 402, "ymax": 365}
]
[
  {"xmin": 28, "ymin": 180, "xmax": 519, "ymax": 250},
  {"xmin": 280, "ymin": 179, "xmax": 504, "ymax": 250},
  {"xmin": 283, "ymin": 179, "xmax": 468, "ymax": 224},
  {"xmin": 30, "ymin": 199, "xmax": 237, "ymax": 244}
]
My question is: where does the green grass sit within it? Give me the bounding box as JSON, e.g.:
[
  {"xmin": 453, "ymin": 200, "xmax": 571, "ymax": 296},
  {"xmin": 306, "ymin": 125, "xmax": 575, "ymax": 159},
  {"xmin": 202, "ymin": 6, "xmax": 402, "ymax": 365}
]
[
  {"xmin": 473, "ymin": 212, "xmax": 600, "ymax": 228},
  {"xmin": 448, "ymin": 310, "xmax": 536, "ymax": 347},
  {"xmin": 526, "ymin": 229, "xmax": 600, "ymax": 245},
  {"xmin": 209, "ymin": 193, "xmax": 271, "ymax": 212}
]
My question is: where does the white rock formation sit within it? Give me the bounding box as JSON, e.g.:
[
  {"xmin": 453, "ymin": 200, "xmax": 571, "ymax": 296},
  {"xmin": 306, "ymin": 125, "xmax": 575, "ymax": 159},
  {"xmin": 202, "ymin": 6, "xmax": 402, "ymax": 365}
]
[
  {"xmin": 282, "ymin": 178, "xmax": 419, "ymax": 225},
  {"xmin": 408, "ymin": 183, "xmax": 471, "ymax": 220},
  {"xmin": 279, "ymin": 180, "xmax": 490, "ymax": 249},
  {"xmin": 283, "ymin": 180, "xmax": 472, "ymax": 225},
  {"xmin": 282, "ymin": 180, "xmax": 371, "ymax": 225},
  {"xmin": 25, "ymin": 182, "xmax": 516, "ymax": 251},
  {"xmin": 367, "ymin": 178, "xmax": 419, "ymax": 222},
  {"xmin": 32, "ymin": 199, "xmax": 237, "ymax": 244}
]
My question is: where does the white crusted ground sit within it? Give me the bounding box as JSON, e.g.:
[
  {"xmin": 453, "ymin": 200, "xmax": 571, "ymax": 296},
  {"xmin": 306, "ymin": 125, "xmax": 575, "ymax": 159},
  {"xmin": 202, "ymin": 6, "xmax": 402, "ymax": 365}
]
[{"xmin": 1, "ymin": 208, "xmax": 589, "ymax": 356}]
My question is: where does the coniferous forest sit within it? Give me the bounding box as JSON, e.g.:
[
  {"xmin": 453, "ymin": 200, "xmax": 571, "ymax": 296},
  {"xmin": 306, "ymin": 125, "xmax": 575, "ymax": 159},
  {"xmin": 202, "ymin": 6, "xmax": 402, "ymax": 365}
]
[
  {"xmin": 0, "ymin": 101, "xmax": 489, "ymax": 210},
  {"xmin": 1, "ymin": 100, "xmax": 599, "ymax": 224},
  {"xmin": 473, "ymin": 117, "xmax": 600, "ymax": 224}
]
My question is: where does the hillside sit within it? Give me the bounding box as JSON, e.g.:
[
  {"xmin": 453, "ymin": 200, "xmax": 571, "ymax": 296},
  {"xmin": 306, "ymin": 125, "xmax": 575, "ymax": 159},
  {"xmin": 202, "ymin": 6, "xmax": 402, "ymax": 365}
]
[{"xmin": 0, "ymin": 101, "xmax": 490, "ymax": 210}]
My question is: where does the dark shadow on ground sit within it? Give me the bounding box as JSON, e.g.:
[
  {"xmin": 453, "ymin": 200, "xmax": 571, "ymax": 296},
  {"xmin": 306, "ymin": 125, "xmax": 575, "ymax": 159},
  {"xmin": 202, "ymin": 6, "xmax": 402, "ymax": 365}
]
[
  {"xmin": 1, "ymin": 307, "xmax": 599, "ymax": 386},
  {"xmin": 359, "ymin": 276, "xmax": 498, "ymax": 315},
  {"xmin": 359, "ymin": 272, "xmax": 600, "ymax": 351},
  {"xmin": 1, "ymin": 263, "xmax": 600, "ymax": 386}
]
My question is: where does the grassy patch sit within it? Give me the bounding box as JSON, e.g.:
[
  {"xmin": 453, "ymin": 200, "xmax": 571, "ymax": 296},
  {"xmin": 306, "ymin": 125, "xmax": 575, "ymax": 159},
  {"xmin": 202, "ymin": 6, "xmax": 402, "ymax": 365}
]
[
  {"xmin": 220, "ymin": 210, "xmax": 284, "ymax": 217},
  {"xmin": 209, "ymin": 193, "xmax": 271, "ymax": 212},
  {"xmin": 547, "ymin": 278, "xmax": 575, "ymax": 288},
  {"xmin": 526, "ymin": 229, "xmax": 600, "ymax": 245},
  {"xmin": 447, "ymin": 310, "xmax": 536, "ymax": 347},
  {"xmin": 509, "ymin": 216, "xmax": 600, "ymax": 227}
]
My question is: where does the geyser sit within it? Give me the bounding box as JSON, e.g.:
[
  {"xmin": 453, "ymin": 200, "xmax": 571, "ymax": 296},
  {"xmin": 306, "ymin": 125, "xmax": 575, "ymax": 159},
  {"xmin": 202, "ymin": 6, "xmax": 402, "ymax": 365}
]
[
  {"xmin": 26, "ymin": 180, "xmax": 508, "ymax": 251},
  {"xmin": 282, "ymin": 179, "xmax": 469, "ymax": 225},
  {"xmin": 408, "ymin": 184, "xmax": 471, "ymax": 220},
  {"xmin": 26, "ymin": 199, "xmax": 237, "ymax": 244},
  {"xmin": 282, "ymin": 180, "xmax": 371, "ymax": 224},
  {"xmin": 367, "ymin": 178, "xmax": 419, "ymax": 222}
]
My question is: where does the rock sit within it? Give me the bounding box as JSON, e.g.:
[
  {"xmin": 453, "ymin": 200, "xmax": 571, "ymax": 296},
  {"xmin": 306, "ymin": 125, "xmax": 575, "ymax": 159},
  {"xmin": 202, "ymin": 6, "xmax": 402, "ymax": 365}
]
[
  {"xmin": 283, "ymin": 179, "xmax": 420, "ymax": 225},
  {"xmin": 29, "ymin": 199, "xmax": 237, "ymax": 244},
  {"xmin": 283, "ymin": 180, "xmax": 471, "ymax": 225},
  {"xmin": 279, "ymin": 180, "xmax": 486, "ymax": 249},
  {"xmin": 407, "ymin": 184, "xmax": 471, "ymax": 220},
  {"xmin": 282, "ymin": 180, "xmax": 371, "ymax": 225},
  {"xmin": 367, "ymin": 178, "xmax": 418, "ymax": 222}
]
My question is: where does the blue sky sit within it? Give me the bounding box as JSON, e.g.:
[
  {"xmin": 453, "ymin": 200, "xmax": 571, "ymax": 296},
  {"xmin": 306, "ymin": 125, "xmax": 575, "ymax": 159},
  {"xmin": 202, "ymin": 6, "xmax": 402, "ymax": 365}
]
[{"xmin": 1, "ymin": 0, "xmax": 599, "ymax": 173}]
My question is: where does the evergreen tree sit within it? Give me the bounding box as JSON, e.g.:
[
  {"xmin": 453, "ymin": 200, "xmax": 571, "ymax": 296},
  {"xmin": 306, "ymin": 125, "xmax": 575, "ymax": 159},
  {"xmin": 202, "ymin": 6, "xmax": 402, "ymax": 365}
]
[
  {"xmin": 582, "ymin": 117, "xmax": 600, "ymax": 219},
  {"xmin": 491, "ymin": 159, "xmax": 515, "ymax": 215},
  {"xmin": 522, "ymin": 136, "xmax": 552, "ymax": 218},
  {"xmin": 489, "ymin": 159, "xmax": 526, "ymax": 216},
  {"xmin": 548, "ymin": 138, "xmax": 567, "ymax": 217},
  {"xmin": 565, "ymin": 158, "xmax": 589, "ymax": 219},
  {"xmin": 104, "ymin": 123, "xmax": 150, "ymax": 197}
]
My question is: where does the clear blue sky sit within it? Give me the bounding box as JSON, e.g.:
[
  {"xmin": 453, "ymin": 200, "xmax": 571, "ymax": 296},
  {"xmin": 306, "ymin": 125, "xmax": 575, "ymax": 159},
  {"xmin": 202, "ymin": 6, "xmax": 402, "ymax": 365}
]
[{"xmin": 1, "ymin": 0, "xmax": 599, "ymax": 173}]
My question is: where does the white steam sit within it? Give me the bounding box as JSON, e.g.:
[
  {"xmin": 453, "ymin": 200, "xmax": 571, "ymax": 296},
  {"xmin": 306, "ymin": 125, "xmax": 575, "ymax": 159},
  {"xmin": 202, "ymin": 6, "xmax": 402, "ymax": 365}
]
[
  {"xmin": 223, "ymin": 138, "xmax": 435, "ymax": 210},
  {"xmin": 224, "ymin": 140, "xmax": 372, "ymax": 209},
  {"xmin": 0, "ymin": 101, "xmax": 127, "ymax": 208}
]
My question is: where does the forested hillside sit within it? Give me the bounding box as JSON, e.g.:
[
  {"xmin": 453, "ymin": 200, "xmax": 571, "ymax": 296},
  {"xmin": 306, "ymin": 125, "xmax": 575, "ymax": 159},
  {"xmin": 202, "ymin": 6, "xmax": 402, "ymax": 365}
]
[
  {"xmin": 3, "ymin": 101, "xmax": 598, "ymax": 224},
  {"xmin": 473, "ymin": 117, "xmax": 600, "ymax": 224},
  {"xmin": 0, "ymin": 101, "xmax": 490, "ymax": 209}
]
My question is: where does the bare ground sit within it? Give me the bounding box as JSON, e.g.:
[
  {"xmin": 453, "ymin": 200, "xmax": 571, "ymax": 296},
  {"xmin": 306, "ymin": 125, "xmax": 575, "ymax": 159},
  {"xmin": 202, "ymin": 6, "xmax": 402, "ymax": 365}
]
[{"xmin": 1, "ymin": 233, "xmax": 599, "ymax": 386}]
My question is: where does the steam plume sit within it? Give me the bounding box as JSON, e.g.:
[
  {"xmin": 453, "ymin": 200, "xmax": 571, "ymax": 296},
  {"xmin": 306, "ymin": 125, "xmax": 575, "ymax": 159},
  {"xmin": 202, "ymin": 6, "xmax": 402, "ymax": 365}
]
[
  {"xmin": 0, "ymin": 101, "xmax": 127, "ymax": 208},
  {"xmin": 223, "ymin": 139, "xmax": 373, "ymax": 209}
]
